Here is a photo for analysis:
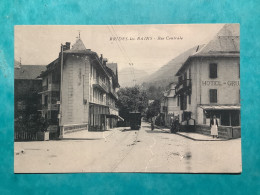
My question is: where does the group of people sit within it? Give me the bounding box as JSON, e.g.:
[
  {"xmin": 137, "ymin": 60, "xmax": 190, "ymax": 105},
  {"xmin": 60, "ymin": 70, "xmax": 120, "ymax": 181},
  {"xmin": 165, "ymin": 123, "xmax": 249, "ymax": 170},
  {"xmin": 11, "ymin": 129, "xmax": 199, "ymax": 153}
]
[
  {"xmin": 170, "ymin": 116, "xmax": 180, "ymax": 133},
  {"xmin": 150, "ymin": 114, "xmax": 219, "ymax": 138}
]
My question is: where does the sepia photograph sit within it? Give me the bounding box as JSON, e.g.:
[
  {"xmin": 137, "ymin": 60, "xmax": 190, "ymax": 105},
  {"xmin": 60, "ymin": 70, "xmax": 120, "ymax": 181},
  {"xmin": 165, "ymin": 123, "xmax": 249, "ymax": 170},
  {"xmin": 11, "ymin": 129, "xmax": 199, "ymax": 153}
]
[{"xmin": 14, "ymin": 24, "xmax": 241, "ymax": 173}]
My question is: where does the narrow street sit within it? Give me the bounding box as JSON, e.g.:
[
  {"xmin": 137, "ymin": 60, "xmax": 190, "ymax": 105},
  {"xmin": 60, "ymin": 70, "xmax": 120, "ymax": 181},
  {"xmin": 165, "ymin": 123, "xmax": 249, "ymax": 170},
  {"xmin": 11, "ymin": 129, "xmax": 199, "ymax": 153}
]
[{"xmin": 14, "ymin": 122, "xmax": 241, "ymax": 173}]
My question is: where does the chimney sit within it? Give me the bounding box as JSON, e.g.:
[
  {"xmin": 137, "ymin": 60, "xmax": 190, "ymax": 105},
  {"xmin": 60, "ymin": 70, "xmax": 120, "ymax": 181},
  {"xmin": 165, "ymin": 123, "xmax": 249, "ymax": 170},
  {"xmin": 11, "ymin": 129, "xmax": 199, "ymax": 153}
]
[
  {"xmin": 100, "ymin": 54, "xmax": 103, "ymax": 64},
  {"xmin": 103, "ymin": 58, "xmax": 108, "ymax": 66},
  {"xmin": 65, "ymin": 42, "xmax": 71, "ymax": 50}
]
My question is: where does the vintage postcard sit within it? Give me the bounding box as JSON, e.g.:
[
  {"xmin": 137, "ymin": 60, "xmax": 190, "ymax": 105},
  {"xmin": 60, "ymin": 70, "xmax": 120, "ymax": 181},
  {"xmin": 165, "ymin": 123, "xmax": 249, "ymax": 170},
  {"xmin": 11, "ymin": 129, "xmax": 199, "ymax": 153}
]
[{"xmin": 14, "ymin": 24, "xmax": 241, "ymax": 173}]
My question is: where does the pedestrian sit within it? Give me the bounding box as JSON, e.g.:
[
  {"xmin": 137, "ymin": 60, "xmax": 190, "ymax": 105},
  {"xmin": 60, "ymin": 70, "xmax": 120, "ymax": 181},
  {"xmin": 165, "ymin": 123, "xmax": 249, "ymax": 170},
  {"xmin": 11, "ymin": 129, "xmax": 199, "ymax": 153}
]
[
  {"xmin": 151, "ymin": 116, "xmax": 155, "ymax": 131},
  {"xmin": 210, "ymin": 115, "xmax": 218, "ymax": 138}
]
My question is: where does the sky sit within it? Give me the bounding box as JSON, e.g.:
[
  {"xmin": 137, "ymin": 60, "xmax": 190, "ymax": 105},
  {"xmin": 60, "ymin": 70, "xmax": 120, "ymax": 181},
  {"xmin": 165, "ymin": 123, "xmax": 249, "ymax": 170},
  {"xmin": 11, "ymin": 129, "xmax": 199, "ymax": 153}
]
[{"xmin": 15, "ymin": 24, "xmax": 224, "ymax": 74}]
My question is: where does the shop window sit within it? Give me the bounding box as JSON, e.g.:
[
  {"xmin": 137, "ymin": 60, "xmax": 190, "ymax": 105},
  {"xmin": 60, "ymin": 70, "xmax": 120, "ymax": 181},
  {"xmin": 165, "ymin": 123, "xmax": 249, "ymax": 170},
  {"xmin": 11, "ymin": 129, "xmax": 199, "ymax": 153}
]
[
  {"xmin": 209, "ymin": 63, "xmax": 218, "ymax": 78},
  {"xmin": 209, "ymin": 89, "xmax": 217, "ymax": 103}
]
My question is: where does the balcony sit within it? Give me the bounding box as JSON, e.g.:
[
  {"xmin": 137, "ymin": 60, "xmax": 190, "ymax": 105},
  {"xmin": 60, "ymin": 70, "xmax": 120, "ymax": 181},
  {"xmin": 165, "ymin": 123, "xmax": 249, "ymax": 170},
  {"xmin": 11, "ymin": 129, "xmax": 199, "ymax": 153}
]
[
  {"xmin": 41, "ymin": 103, "xmax": 59, "ymax": 111},
  {"xmin": 93, "ymin": 78, "xmax": 109, "ymax": 93},
  {"xmin": 109, "ymin": 88, "xmax": 118, "ymax": 99},
  {"xmin": 90, "ymin": 97, "xmax": 107, "ymax": 106},
  {"xmin": 40, "ymin": 83, "xmax": 60, "ymax": 93},
  {"xmin": 175, "ymin": 79, "xmax": 192, "ymax": 95},
  {"xmin": 106, "ymin": 102, "xmax": 118, "ymax": 111}
]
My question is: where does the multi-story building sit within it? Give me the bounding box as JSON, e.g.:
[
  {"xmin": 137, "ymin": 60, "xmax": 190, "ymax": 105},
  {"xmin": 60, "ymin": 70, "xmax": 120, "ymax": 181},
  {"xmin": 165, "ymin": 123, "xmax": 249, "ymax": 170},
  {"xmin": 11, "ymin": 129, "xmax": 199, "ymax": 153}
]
[
  {"xmin": 160, "ymin": 82, "xmax": 180, "ymax": 127},
  {"xmin": 175, "ymin": 24, "xmax": 240, "ymax": 127},
  {"xmin": 39, "ymin": 38, "xmax": 120, "ymax": 138},
  {"xmin": 15, "ymin": 63, "xmax": 46, "ymax": 121}
]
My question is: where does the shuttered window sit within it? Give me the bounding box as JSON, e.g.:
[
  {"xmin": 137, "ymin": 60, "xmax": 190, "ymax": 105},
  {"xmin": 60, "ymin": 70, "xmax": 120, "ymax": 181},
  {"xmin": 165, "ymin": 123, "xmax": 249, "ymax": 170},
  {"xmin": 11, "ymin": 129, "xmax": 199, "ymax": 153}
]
[
  {"xmin": 209, "ymin": 63, "xmax": 218, "ymax": 78},
  {"xmin": 209, "ymin": 89, "xmax": 217, "ymax": 103}
]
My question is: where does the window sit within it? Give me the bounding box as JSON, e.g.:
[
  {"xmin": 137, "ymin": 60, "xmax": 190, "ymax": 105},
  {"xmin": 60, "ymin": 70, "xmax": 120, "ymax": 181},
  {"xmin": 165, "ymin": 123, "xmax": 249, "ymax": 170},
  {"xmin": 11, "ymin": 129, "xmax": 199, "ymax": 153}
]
[
  {"xmin": 209, "ymin": 89, "xmax": 217, "ymax": 103},
  {"xmin": 188, "ymin": 94, "xmax": 191, "ymax": 104},
  {"xmin": 189, "ymin": 68, "xmax": 191, "ymax": 79},
  {"xmin": 209, "ymin": 63, "xmax": 218, "ymax": 78},
  {"xmin": 44, "ymin": 95, "xmax": 48, "ymax": 106},
  {"xmin": 177, "ymin": 96, "xmax": 180, "ymax": 106}
]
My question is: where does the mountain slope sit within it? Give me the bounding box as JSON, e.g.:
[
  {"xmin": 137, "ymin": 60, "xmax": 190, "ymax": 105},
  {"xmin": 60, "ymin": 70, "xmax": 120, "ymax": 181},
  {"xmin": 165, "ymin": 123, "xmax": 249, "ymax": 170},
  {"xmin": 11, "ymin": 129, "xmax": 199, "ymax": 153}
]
[
  {"xmin": 118, "ymin": 67, "xmax": 149, "ymax": 87},
  {"xmin": 144, "ymin": 44, "xmax": 204, "ymax": 85}
]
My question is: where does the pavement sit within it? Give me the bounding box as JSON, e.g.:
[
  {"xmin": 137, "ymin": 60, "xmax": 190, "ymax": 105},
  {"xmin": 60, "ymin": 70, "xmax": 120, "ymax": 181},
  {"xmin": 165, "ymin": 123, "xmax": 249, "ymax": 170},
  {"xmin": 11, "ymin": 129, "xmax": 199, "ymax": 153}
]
[
  {"xmin": 14, "ymin": 122, "xmax": 242, "ymax": 173},
  {"xmin": 155, "ymin": 125, "xmax": 227, "ymax": 141}
]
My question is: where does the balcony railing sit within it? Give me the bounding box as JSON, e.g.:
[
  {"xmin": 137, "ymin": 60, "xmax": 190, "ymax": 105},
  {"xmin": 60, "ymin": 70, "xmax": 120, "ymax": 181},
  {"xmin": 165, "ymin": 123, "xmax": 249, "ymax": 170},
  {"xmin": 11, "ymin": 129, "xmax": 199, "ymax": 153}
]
[
  {"xmin": 106, "ymin": 102, "xmax": 118, "ymax": 111},
  {"xmin": 109, "ymin": 88, "xmax": 118, "ymax": 99},
  {"xmin": 41, "ymin": 83, "xmax": 60, "ymax": 93},
  {"xmin": 175, "ymin": 79, "xmax": 192, "ymax": 95},
  {"xmin": 93, "ymin": 78, "xmax": 109, "ymax": 93},
  {"xmin": 41, "ymin": 103, "xmax": 59, "ymax": 111},
  {"xmin": 90, "ymin": 97, "xmax": 106, "ymax": 106}
]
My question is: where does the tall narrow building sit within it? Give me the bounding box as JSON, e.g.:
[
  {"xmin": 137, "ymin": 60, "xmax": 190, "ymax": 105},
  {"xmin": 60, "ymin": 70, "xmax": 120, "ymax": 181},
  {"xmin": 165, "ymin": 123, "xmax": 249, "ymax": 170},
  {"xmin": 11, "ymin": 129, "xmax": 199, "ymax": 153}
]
[{"xmin": 39, "ymin": 38, "xmax": 120, "ymax": 138}]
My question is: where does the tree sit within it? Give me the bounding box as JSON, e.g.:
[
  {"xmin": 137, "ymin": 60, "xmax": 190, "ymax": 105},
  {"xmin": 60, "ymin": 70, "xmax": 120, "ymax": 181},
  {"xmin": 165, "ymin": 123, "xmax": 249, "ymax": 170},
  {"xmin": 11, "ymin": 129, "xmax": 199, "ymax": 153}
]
[
  {"xmin": 116, "ymin": 86, "xmax": 148, "ymax": 120},
  {"xmin": 146, "ymin": 99, "xmax": 161, "ymax": 120}
]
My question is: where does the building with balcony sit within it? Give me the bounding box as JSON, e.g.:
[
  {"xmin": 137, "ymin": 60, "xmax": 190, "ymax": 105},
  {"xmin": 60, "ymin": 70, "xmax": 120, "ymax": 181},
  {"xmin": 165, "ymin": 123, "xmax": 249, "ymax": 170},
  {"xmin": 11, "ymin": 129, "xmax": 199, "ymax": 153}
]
[
  {"xmin": 160, "ymin": 82, "xmax": 181, "ymax": 127},
  {"xmin": 39, "ymin": 38, "xmax": 120, "ymax": 138},
  {"xmin": 175, "ymin": 24, "xmax": 240, "ymax": 127},
  {"xmin": 14, "ymin": 63, "xmax": 46, "ymax": 132}
]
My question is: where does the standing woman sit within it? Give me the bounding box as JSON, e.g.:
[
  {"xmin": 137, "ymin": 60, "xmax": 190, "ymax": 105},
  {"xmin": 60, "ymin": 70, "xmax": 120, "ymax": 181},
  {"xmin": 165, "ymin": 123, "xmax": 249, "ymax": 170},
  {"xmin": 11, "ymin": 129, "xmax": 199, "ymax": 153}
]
[{"xmin": 210, "ymin": 115, "xmax": 218, "ymax": 138}]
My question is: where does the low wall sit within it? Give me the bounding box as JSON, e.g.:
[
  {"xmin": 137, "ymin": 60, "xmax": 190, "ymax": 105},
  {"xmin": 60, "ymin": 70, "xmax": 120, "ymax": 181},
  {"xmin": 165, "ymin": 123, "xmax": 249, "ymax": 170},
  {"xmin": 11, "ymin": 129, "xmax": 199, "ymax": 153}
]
[
  {"xmin": 63, "ymin": 123, "xmax": 88, "ymax": 134},
  {"xmin": 195, "ymin": 125, "xmax": 241, "ymax": 139},
  {"xmin": 232, "ymin": 126, "xmax": 241, "ymax": 138}
]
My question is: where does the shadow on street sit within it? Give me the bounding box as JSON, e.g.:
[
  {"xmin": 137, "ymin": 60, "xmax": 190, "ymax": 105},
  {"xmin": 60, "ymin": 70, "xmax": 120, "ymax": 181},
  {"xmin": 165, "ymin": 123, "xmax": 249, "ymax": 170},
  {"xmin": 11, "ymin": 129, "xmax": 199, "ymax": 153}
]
[
  {"xmin": 60, "ymin": 138, "xmax": 103, "ymax": 141},
  {"xmin": 145, "ymin": 130, "xmax": 169, "ymax": 134}
]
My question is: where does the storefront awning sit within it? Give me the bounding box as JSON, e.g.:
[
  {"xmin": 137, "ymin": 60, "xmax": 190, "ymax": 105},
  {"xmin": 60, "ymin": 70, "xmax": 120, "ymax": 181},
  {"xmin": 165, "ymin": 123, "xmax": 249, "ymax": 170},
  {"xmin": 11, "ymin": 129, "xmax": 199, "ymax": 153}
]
[
  {"xmin": 117, "ymin": 116, "xmax": 124, "ymax": 121},
  {"xmin": 199, "ymin": 105, "xmax": 240, "ymax": 110}
]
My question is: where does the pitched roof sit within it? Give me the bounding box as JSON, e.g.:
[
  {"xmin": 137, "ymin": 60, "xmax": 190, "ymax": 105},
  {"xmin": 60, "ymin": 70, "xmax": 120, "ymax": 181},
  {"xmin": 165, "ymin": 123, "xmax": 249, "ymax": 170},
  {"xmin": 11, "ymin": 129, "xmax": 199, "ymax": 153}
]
[
  {"xmin": 15, "ymin": 65, "xmax": 46, "ymax": 80},
  {"xmin": 193, "ymin": 24, "xmax": 240, "ymax": 57},
  {"xmin": 176, "ymin": 24, "xmax": 240, "ymax": 76},
  {"xmin": 63, "ymin": 38, "xmax": 94, "ymax": 54}
]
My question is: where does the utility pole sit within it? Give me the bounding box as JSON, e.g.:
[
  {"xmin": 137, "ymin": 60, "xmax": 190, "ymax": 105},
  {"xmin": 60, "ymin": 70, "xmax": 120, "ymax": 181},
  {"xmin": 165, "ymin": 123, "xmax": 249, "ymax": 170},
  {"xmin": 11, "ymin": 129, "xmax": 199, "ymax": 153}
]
[{"xmin": 59, "ymin": 44, "xmax": 64, "ymax": 139}]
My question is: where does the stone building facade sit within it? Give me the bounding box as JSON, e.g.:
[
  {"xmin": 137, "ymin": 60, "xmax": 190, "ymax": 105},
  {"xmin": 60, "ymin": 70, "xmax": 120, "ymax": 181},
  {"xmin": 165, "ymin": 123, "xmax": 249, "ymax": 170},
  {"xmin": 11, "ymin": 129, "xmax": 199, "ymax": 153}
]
[
  {"xmin": 39, "ymin": 38, "xmax": 120, "ymax": 138},
  {"xmin": 175, "ymin": 24, "xmax": 240, "ymax": 127}
]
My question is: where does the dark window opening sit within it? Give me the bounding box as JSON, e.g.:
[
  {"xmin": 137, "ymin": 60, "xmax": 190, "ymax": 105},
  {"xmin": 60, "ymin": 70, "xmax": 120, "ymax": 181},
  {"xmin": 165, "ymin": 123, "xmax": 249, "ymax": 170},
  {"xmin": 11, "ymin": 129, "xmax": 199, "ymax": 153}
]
[
  {"xmin": 209, "ymin": 89, "xmax": 217, "ymax": 103},
  {"xmin": 44, "ymin": 95, "xmax": 48, "ymax": 106},
  {"xmin": 209, "ymin": 63, "xmax": 218, "ymax": 78}
]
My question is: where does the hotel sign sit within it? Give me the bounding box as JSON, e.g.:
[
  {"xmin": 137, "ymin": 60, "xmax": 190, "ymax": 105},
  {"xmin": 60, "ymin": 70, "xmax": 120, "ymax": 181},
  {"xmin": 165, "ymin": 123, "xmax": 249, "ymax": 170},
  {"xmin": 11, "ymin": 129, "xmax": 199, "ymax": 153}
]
[{"xmin": 201, "ymin": 81, "xmax": 240, "ymax": 87}]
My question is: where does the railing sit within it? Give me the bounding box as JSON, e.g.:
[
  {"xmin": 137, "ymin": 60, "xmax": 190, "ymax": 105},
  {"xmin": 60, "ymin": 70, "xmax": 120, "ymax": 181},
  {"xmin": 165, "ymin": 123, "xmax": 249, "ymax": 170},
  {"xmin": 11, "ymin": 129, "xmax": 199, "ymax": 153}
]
[
  {"xmin": 41, "ymin": 83, "xmax": 60, "ymax": 93},
  {"xmin": 110, "ymin": 90, "xmax": 118, "ymax": 99},
  {"xmin": 93, "ymin": 78, "xmax": 109, "ymax": 93},
  {"xmin": 42, "ymin": 85, "xmax": 48, "ymax": 92},
  {"xmin": 106, "ymin": 103, "xmax": 119, "ymax": 112},
  {"xmin": 90, "ymin": 97, "xmax": 106, "ymax": 106},
  {"xmin": 175, "ymin": 79, "xmax": 192, "ymax": 95},
  {"xmin": 41, "ymin": 104, "xmax": 59, "ymax": 111},
  {"xmin": 14, "ymin": 131, "xmax": 38, "ymax": 141},
  {"xmin": 49, "ymin": 83, "xmax": 60, "ymax": 91}
]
